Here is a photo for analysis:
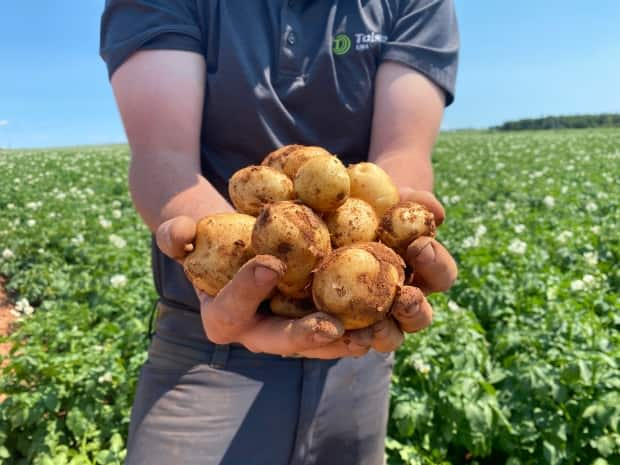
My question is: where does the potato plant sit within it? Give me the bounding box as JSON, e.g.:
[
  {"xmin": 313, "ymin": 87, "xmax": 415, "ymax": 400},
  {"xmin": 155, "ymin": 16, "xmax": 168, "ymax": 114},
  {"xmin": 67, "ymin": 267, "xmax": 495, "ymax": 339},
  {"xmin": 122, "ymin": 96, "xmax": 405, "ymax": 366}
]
[{"xmin": 0, "ymin": 129, "xmax": 618, "ymax": 465}]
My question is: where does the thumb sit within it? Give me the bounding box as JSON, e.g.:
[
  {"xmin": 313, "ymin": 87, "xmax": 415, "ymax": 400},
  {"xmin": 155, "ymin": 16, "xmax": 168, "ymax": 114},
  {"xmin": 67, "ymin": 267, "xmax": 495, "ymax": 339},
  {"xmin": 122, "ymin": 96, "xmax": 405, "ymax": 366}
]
[
  {"xmin": 209, "ymin": 255, "xmax": 286, "ymax": 327},
  {"xmin": 398, "ymin": 188, "xmax": 445, "ymax": 226},
  {"xmin": 156, "ymin": 216, "xmax": 197, "ymax": 261}
]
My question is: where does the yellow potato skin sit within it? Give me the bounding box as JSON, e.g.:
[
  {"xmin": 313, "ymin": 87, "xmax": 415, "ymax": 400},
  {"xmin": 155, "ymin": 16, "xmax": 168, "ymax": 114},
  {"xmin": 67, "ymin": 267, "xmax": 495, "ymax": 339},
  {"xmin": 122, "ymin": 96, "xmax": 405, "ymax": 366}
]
[
  {"xmin": 377, "ymin": 201, "xmax": 436, "ymax": 255},
  {"xmin": 252, "ymin": 201, "xmax": 331, "ymax": 298},
  {"xmin": 294, "ymin": 155, "xmax": 350, "ymax": 212},
  {"xmin": 262, "ymin": 145, "xmax": 330, "ymax": 179},
  {"xmin": 183, "ymin": 213, "xmax": 256, "ymax": 296},
  {"xmin": 229, "ymin": 165, "xmax": 295, "ymax": 216},
  {"xmin": 269, "ymin": 293, "xmax": 316, "ymax": 318},
  {"xmin": 324, "ymin": 198, "xmax": 378, "ymax": 247},
  {"xmin": 312, "ymin": 243, "xmax": 404, "ymax": 330},
  {"xmin": 347, "ymin": 162, "xmax": 400, "ymax": 217}
]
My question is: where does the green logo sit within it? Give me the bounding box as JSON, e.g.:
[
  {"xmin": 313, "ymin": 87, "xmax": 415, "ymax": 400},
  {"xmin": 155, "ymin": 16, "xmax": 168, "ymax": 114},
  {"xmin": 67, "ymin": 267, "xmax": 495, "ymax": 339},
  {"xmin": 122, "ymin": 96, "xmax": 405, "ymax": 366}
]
[{"xmin": 333, "ymin": 33, "xmax": 351, "ymax": 55}]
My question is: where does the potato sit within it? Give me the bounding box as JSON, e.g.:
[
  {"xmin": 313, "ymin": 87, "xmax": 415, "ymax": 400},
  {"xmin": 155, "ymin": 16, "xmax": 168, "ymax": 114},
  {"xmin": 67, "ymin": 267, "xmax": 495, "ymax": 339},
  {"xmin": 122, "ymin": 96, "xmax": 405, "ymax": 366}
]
[
  {"xmin": 262, "ymin": 145, "xmax": 330, "ymax": 179},
  {"xmin": 353, "ymin": 241, "xmax": 406, "ymax": 284},
  {"xmin": 377, "ymin": 201, "xmax": 436, "ymax": 255},
  {"xmin": 270, "ymin": 293, "xmax": 316, "ymax": 318},
  {"xmin": 324, "ymin": 198, "xmax": 378, "ymax": 247},
  {"xmin": 252, "ymin": 201, "xmax": 331, "ymax": 298},
  {"xmin": 184, "ymin": 213, "xmax": 256, "ymax": 296},
  {"xmin": 347, "ymin": 162, "xmax": 400, "ymax": 217},
  {"xmin": 312, "ymin": 242, "xmax": 405, "ymax": 330},
  {"xmin": 229, "ymin": 165, "xmax": 295, "ymax": 216},
  {"xmin": 294, "ymin": 155, "xmax": 350, "ymax": 212}
]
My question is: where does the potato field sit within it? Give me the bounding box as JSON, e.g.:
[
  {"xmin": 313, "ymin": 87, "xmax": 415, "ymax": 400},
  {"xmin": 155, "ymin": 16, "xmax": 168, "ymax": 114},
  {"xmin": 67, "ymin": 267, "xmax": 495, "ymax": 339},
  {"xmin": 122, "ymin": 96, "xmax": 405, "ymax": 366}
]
[{"xmin": 0, "ymin": 129, "xmax": 618, "ymax": 465}]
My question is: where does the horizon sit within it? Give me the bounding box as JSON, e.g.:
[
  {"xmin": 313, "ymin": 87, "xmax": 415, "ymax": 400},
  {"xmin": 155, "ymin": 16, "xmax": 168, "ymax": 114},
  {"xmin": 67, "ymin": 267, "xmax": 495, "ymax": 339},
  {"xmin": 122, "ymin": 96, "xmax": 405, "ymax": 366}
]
[{"xmin": 1, "ymin": 0, "xmax": 619, "ymax": 148}]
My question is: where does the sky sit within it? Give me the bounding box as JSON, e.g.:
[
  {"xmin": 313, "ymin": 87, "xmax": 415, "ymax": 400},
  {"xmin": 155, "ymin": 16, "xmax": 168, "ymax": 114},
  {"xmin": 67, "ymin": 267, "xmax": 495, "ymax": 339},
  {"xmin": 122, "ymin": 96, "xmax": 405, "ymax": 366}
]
[{"xmin": 0, "ymin": 1, "xmax": 619, "ymax": 148}]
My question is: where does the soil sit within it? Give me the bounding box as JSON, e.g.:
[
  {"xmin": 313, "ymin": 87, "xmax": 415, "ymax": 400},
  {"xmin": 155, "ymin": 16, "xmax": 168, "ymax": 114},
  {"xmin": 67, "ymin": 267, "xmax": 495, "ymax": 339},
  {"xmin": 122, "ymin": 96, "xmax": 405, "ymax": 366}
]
[{"xmin": 0, "ymin": 276, "xmax": 17, "ymax": 402}]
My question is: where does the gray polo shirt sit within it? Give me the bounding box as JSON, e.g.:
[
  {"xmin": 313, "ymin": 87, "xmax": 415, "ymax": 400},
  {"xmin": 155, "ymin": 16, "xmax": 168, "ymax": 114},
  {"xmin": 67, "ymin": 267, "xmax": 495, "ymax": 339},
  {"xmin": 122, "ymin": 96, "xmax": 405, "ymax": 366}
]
[{"xmin": 100, "ymin": 0, "xmax": 459, "ymax": 312}]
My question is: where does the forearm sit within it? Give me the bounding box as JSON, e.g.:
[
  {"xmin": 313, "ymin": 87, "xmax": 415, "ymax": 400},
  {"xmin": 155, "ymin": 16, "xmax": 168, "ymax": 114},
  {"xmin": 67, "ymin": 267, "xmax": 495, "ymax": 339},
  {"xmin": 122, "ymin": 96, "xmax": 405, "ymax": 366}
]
[
  {"xmin": 368, "ymin": 62, "xmax": 445, "ymax": 194},
  {"xmin": 129, "ymin": 153, "xmax": 232, "ymax": 233},
  {"xmin": 371, "ymin": 151, "xmax": 434, "ymax": 193}
]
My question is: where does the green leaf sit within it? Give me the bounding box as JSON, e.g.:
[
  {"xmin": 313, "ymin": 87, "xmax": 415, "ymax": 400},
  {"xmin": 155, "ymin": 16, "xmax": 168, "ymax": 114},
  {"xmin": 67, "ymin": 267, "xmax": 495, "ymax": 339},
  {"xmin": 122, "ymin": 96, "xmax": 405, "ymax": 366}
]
[
  {"xmin": 591, "ymin": 436, "xmax": 616, "ymax": 457},
  {"xmin": 543, "ymin": 441, "xmax": 559, "ymax": 465},
  {"xmin": 66, "ymin": 408, "xmax": 90, "ymax": 438}
]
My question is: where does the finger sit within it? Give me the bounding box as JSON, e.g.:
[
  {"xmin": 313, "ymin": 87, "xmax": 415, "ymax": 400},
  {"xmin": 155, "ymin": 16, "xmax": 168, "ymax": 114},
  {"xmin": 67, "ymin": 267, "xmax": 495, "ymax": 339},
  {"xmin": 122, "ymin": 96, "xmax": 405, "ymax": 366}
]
[
  {"xmin": 398, "ymin": 187, "xmax": 445, "ymax": 226},
  {"xmin": 390, "ymin": 286, "xmax": 433, "ymax": 333},
  {"xmin": 294, "ymin": 327, "xmax": 374, "ymax": 359},
  {"xmin": 205, "ymin": 255, "xmax": 285, "ymax": 337},
  {"xmin": 406, "ymin": 238, "xmax": 457, "ymax": 294},
  {"xmin": 156, "ymin": 216, "xmax": 197, "ymax": 261},
  {"xmin": 238, "ymin": 312, "xmax": 344, "ymax": 355},
  {"xmin": 370, "ymin": 317, "xmax": 404, "ymax": 352}
]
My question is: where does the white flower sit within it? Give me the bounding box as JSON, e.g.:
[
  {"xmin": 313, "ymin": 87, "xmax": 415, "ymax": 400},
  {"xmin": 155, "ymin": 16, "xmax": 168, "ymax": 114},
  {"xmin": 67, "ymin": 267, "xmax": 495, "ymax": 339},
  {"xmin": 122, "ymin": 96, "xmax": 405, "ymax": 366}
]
[
  {"xmin": 590, "ymin": 226, "xmax": 601, "ymax": 235},
  {"xmin": 508, "ymin": 239, "xmax": 527, "ymax": 255},
  {"xmin": 582, "ymin": 274, "xmax": 596, "ymax": 286},
  {"xmin": 84, "ymin": 188, "xmax": 95, "ymax": 196},
  {"xmin": 2, "ymin": 248, "xmax": 14, "ymax": 259},
  {"xmin": 448, "ymin": 300, "xmax": 460, "ymax": 311},
  {"xmin": 413, "ymin": 359, "xmax": 431, "ymax": 375},
  {"xmin": 546, "ymin": 287, "xmax": 558, "ymax": 300},
  {"xmin": 15, "ymin": 298, "xmax": 34, "ymax": 315},
  {"xmin": 55, "ymin": 192, "xmax": 67, "ymax": 200},
  {"xmin": 475, "ymin": 224, "xmax": 487, "ymax": 237},
  {"xmin": 504, "ymin": 201, "xmax": 515, "ymax": 212},
  {"xmin": 109, "ymin": 234, "xmax": 127, "ymax": 249},
  {"xmin": 449, "ymin": 195, "xmax": 461, "ymax": 204},
  {"xmin": 99, "ymin": 218, "xmax": 112, "ymax": 229},
  {"xmin": 543, "ymin": 196, "xmax": 555, "ymax": 208},
  {"xmin": 98, "ymin": 372, "xmax": 113, "ymax": 383},
  {"xmin": 561, "ymin": 186, "xmax": 568, "ymax": 194},
  {"xmin": 26, "ymin": 219, "xmax": 36, "ymax": 227},
  {"xmin": 596, "ymin": 192, "xmax": 608, "ymax": 200},
  {"xmin": 557, "ymin": 230, "xmax": 573, "ymax": 243},
  {"xmin": 462, "ymin": 236, "xmax": 479, "ymax": 249},
  {"xmin": 584, "ymin": 252, "xmax": 598, "ymax": 266},
  {"xmin": 110, "ymin": 274, "xmax": 127, "ymax": 288},
  {"xmin": 514, "ymin": 224, "xmax": 526, "ymax": 234},
  {"xmin": 71, "ymin": 234, "xmax": 85, "ymax": 246},
  {"xmin": 112, "ymin": 209, "xmax": 122, "ymax": 219},
  {"xmin": 112, "ymin": 200, "xmax": 122, "ymax": 208},
  {"xmin": 570, "ymin": 280, "xmax": 585, "ymax": 291},
  {"xmin": 26, "ymin": 201, "xmax": 41, "ymax": 210},
  {"xmin": 47, "ymin": 212, "xmax": 57, "ymax": 219},
  {"xmin": 585, "ymin": 202, "xmax": 598, "ymax": 212},
  {"xmin": 7, "ymin": 203, "xmax": 15, "ymax": 209}
]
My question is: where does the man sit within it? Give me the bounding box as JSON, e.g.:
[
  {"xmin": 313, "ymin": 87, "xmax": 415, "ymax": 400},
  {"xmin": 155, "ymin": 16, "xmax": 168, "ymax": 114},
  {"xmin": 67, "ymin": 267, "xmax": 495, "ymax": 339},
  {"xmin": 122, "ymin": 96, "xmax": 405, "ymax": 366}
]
[{"xmin": 100, "ymin": 1, "xmax": 459, "ymax": 463}]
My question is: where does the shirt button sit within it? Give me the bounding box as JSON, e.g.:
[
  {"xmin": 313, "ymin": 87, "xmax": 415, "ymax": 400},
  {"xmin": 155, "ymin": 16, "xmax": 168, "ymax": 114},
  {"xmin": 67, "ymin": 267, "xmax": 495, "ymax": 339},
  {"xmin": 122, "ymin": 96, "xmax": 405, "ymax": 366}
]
[{"xmin": 287, "ymin": 31, "xmax": 297, "ymax": 46}]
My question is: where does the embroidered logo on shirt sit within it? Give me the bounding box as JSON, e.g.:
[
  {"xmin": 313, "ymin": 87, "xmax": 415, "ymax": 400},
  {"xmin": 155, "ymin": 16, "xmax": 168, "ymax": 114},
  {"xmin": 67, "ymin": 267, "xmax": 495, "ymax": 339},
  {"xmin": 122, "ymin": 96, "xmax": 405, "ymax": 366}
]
[
  {"xmin": 333, "ymin": 34, "xmax": 351, "ymax": 55},
  {"xmin": 333, "ymin": 32, "xmax": 388, "ymax": 55}
]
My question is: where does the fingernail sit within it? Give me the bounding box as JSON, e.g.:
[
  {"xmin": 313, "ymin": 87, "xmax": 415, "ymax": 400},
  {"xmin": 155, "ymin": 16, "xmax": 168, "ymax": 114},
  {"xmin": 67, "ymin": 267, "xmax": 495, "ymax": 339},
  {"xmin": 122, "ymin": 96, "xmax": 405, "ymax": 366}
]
[
  {"xmin": 398, "ymin": 301, "xmax": 420, "ymax": 318},
  {"xmin": 254, "ymin": 266, "xmax": 279, "ymax": 286},
  {"xmin": 412, "ymin": 239, "xmax": 435, "ymax": 265}
]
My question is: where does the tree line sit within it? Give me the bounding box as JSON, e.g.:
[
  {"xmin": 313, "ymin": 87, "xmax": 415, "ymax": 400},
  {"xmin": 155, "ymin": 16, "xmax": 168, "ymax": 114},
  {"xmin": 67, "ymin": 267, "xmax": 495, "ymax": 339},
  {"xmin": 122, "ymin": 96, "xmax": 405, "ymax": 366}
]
[{"xmin": 493, "ymin": 113, "xmax": 620, "ymax": 131}]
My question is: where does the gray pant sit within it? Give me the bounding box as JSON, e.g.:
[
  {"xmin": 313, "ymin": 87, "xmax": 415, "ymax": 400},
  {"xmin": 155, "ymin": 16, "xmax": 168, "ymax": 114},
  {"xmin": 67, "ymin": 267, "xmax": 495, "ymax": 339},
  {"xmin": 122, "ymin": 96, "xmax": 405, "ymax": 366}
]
[{"xmin": 125, "ymin": 304, "xmax": 393, "ymax": 465}]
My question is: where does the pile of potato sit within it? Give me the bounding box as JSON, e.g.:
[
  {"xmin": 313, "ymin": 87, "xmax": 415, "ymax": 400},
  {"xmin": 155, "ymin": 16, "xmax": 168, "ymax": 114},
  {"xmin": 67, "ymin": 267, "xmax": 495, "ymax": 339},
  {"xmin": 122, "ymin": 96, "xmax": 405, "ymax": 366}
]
[{"xmin": 183, "ymin": 145, "xmax": 436, "ymax": 330}]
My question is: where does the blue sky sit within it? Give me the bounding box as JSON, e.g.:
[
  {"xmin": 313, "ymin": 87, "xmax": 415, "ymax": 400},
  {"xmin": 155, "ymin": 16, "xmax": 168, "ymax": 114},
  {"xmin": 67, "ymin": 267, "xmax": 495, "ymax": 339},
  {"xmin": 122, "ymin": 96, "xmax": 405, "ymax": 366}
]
[{"xmin": 0, "ymin": 1, "xmax": 619, "ymax": 148}]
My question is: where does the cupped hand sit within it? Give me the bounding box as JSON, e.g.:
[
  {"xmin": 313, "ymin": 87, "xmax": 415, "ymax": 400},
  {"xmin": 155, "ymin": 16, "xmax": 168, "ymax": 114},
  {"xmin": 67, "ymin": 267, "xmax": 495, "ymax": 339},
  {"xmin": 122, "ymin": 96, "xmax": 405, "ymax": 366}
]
[
  {"xmin": 156, "ymin": 216, "xmax": 378, "ymax": 358},
  {"xmin": 354, "ymin": 189, "xmax": 458, "ymax": 354},
  {"xmin": 398, "ymin": 187, "xmax": 458, "ymax": 295}
]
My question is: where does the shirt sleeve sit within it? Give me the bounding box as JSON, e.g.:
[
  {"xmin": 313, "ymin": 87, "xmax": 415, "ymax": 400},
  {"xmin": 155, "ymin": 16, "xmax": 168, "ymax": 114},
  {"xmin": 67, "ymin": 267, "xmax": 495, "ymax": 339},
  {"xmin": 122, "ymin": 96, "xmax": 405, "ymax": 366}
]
[
  {"xmin": 381, "ymin": 0, "xmax": 460, "ymax": 106},
  {"xmin": 99, "ymin": 0, "xmax": 204, "ymax": 79}
]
